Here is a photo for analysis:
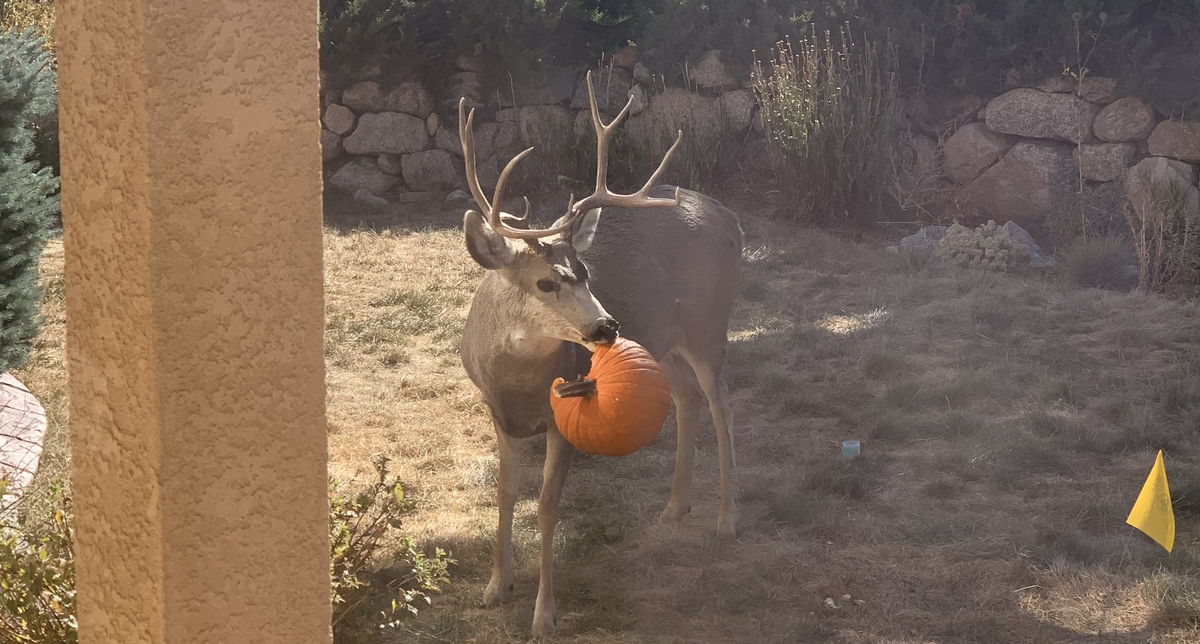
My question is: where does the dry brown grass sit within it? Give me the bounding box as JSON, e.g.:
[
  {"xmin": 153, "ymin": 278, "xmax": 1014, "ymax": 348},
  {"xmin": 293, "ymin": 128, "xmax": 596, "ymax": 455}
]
[{"xmin": 16, "ymin": 196, "xmax": 1200, "ymax": 643}]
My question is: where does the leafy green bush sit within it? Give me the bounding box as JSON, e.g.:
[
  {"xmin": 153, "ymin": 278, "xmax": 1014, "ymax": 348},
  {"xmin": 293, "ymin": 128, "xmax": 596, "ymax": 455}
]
[
  {"xmin": 752, "ymin": 24, "xmax": 905, "ymax": 223},
  {"xmin": 0, "ymin": 28, "xmax": 57, "ymax": 372},
  {"xmin": 0, "ymin": 481, "xmax": 75, "ymax": 644},
  {"xmin": 330, "ymin": 454, "xmax": 452, "ymax": 644}
]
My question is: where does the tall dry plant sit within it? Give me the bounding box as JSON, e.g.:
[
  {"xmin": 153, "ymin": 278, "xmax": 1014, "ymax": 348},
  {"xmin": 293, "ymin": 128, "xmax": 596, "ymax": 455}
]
[
  {"xmin": 752, "ymin": 23, "xmax": 904, "ymax": 224},
  {"xmin": 1124, "ymin": 171, "xmax": 1200, "ymax": 293}
]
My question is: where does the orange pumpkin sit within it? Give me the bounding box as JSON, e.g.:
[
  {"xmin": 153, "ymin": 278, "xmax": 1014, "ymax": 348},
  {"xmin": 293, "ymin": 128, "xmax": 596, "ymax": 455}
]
[{"xmin": 550, "ymin": 337, "xmax": 671, "ymax": 456}]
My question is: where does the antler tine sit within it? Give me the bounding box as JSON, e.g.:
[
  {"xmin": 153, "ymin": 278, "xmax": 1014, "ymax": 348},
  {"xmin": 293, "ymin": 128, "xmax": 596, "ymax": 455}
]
[
  {"xmin": 568, "ymin": 70, "xmax": 682, "ymax": 216},
  {"xmin": 457, "ymin": 98, "xmax": 571, "ymax": 241},
  {"xmin": 458, "ymin": 98, "xmax": 492, "ymax": 215}
]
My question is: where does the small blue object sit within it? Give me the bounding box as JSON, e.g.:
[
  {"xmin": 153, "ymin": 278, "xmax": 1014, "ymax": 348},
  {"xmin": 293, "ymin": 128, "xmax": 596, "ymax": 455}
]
[{"xmin": 842, "ymin": 440, "xmax": 861, "ymax": 460}]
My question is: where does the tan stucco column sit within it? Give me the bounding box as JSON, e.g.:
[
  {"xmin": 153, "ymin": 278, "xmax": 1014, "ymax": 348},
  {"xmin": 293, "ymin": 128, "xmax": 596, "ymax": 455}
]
[{"xmin": 56, "ymin": 1, "xmax": 330, "ymax": 643}]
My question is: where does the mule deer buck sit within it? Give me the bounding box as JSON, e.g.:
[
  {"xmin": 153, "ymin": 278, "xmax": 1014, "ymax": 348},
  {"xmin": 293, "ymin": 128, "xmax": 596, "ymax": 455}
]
[{"xmin": 458, "ymin": 71, "xmax": 742, "ymax": 634}]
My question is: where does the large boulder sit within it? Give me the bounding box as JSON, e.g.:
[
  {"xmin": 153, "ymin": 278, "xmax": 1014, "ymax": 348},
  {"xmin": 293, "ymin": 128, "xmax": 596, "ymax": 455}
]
[
  {"xmin": 449, "ymin": 71, "xmax": 483, "ymax": 109},
  {"xmin": 1093, "ymin": 97, "xmax": 1158, "ymax": 142},
  {"xmin": 962, "ymin": 142, "xmax": 1077, "ymax": 224},
  {"xmin": 624, "ymin": 87, "xmax": 721, "ymax": 158},
  {"xmin": 900, "ymin": 225, "xmax": 948, "ymax": 253},
  {"xmin": 613, "ymin": 45, "xmax": 637, "ymax": 69},
  {"xmin": 436, "ymin": 125, "xmax": 463, "ymax": 157},
  {"xmin": 517, "ymin": 105, "xmax": 573, "ymax": 150},
  {"xmin": 495, "ymin": 70, "xmax": 578, "ymax": 108},
  {"xmin": 571, "ymin": 67, "xmax": 634, "ymax": 112},
  {"xmin": 1124, "ymin": 156, "xmax": 1200, "ymax": 225},
  {"xmin": 1002, "ymin": 221, "xmax": 1055, "ymax": 268},
  {"xmin": 320, "ymin": 129, "xmax": 343, "ymax": 162},
  {"xmin": 720, "ymin": 89, "xmax": 757, "ymax": 132},
  {"xmin": 985, "ymin": 88, "xmax": 1101, "ymax": 143},
  {"xmin": 1148, "ymin": 120, "xmax": 1200, "ymax": 163},
  {"xmin": 1036, "ymin": 75, "xmax": 1075, "ymax": 93},
  {"xmin": 377, "ymin": 153, "xmax": 403, "ymax": 175},
  {"xmin": 1078, "ymin": 76, "xmax": 1118, "ymax": 104},
  {"xmin": 1076, "ymin": 142, "xmax": 1137, "ymax": 182},
  {"xmin": 329, "ymin": 158, "xmax": 399, "ymax": 195},
  {"xmin": 385, "ymin": 81, "xmax": 435, "ymax": 118},
  {"xmin": 342, "ymin": 112, "xmax": 428, "ymax": 156},
  {"xmin": 688, "ymin": 50, "xmax": 738, "ymax": 92},
  {"xmin": 0, "ymin": 372, "xmax": 46, "ymax": 518},
  {"xmin": 626, "ymin": 84, "xmax": 649, "ymax": 116},
  {"xmin": 322, "ymin": 103, "xmax": 356, "ymax": 135},
  {"xmin": 402, "ymin": 149, "xmax": 463, "ymax": 191},
  {"xmin": 943, "ymin": 122, "xmax": 1012, "ymax": 184},
  {"xmin": 341, "ymin": 81, "xmax": 385, "ymax": 113},
  {"xmin": 468, "ymin": 122, "xmax": 501, "ymax": 162},
  {"xmin": 938, "ymin": 94, "xmax": 986, "ymax": 130}
]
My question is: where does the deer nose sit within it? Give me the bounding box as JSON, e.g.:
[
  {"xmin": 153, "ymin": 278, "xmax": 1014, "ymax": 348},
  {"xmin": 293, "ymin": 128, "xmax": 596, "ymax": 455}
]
[{"xmin": 585, "ymin": 318, "xmax": 620, "ymax": 345}]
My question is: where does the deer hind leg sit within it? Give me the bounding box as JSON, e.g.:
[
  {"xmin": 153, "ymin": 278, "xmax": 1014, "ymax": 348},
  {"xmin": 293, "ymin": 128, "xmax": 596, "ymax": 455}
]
[
  {"xmin": 683, "ymin": 345, "xmax": 738, "ymax": 539},
  {"xmin": 532, "ymin": 425, "xmax": 574, "ymax": 635},
  {"xmin": 659, "ymin": 352, "xmax": 703, "ymax": 523},
  {"xmin": 483, "ymin": 425, "xmax": 518, "ymax": 607}
]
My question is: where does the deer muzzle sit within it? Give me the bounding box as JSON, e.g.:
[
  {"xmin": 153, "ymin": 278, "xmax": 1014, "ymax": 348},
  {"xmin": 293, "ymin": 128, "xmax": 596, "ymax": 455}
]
[{"xmin": 584, "ymin": 318, "xmax": 620, "ymax": 345}]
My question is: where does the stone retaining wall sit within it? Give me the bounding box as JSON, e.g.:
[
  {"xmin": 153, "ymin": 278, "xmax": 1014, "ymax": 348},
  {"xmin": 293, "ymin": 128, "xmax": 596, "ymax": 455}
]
[
  {"xmin": 319, "ymin": 48, "xmax": 753, "ymax": 207},
  {"xmin": 322, "ymin": 49, "xmax": 1200, "ymax": 233},
  {"xmin": 910, "ymin": 74, "xmax": 1199, "ymax": 232}
]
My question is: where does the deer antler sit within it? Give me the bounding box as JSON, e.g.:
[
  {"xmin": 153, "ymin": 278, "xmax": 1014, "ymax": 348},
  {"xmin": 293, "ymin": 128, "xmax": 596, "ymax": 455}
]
[
  {"xmin": 459, "ymin": 98, "xmax": 569, "ymax": 240},
  {"xmin": 567, "ymin": 70, "xmax": 683, "ymax": 217},
  {"xmin": 457, "ymin": 67, "xmax": 683, "ymax": 241}
]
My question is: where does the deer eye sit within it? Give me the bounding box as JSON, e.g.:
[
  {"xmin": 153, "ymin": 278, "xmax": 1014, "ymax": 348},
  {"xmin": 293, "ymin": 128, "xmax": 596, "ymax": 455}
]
[{"xmin": 536, "ymin": 279, "xmax": 559, "ymax": 293}]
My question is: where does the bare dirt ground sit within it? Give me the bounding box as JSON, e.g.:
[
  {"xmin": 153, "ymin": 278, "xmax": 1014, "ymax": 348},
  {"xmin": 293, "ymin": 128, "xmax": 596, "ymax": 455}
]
[{"xmin": 18, "ymin": 190, "xmax": 1200, "ymax": 643}]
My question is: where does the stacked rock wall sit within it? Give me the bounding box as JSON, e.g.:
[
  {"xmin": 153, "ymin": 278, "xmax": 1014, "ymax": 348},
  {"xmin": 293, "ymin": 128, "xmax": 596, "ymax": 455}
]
[
  {"xmin": 319, "ymin": 48, "xmax": 752, "ymax": 206},
  {"xmin": 920, "ymin": 75, "xmax": 1197, "ymax": 233}
]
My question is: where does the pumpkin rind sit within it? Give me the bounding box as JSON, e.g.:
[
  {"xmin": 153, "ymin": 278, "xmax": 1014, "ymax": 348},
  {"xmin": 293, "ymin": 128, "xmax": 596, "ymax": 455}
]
[{"xmin": 550, "ymin": 337, "xmax": 671, "ymax": 456}]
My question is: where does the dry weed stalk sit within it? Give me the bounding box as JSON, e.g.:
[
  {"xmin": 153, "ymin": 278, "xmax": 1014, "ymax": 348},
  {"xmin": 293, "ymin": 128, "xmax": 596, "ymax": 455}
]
[
  {"xmin": 752, "ymin": 22, "xmax": 904, "ymax": 224},
  {"xmin": 1124, "ymin": 172, "xmax": 1200, "ymax": 293}
]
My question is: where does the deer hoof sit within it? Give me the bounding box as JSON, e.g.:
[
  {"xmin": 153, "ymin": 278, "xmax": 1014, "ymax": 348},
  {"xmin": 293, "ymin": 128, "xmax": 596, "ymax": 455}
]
[
  {"xmin": 531, "ymin": 605, "xmax": 557, "ymax": 635},
  {"xmin": 659, "ymin": 502, "xmax": 691, "ymax": 523},
  {"xmin": 715, "ymin": 510, "xmax": 738, "ymax": 540},
  {"xmin": 482, "ymin": 577, "xmax": 513, "ymax": 608}
]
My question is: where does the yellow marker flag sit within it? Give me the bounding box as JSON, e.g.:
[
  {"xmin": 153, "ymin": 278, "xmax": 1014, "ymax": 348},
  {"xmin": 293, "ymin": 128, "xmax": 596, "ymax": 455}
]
[{"xmin": 1126, "ymin": 450, "xmax": 1175, "ymax": 553}]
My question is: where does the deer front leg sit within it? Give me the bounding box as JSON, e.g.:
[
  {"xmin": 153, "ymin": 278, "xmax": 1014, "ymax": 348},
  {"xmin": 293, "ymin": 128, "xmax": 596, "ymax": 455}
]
[
  {"xmin": 483, "ymin": 426, "xmax": 518, "ymax": 607},
  {"xmin": 532, "ymin": 426, "xmax": 574, "ymax": 635}
]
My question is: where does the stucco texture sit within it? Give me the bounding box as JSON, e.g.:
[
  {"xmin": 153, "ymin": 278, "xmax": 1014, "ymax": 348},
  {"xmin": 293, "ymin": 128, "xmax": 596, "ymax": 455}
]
[{"xmin": 57, "ymin": 1, "xmax": 330, "ymax": 642}]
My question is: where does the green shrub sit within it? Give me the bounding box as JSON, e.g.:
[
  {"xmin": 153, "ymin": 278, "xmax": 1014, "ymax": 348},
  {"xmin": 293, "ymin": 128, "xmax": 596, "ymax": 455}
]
[
  {"xmin": 0, "ymin": 481, "xmax": 75, "ymax": 644},
  {"xmin": 752, "ymin": 23, "xmax": 905, "ymax": 224},
  {"xmin": 330, "ymin": 454, "xmax": 452, "ymax": 644},
  {"xmin": 0, "ymin": 28, "xmax": 57, "ymax": 372},
  {"xmin": 1058, "ymin": 234, "xmax": 1137, "ymax": 289}
]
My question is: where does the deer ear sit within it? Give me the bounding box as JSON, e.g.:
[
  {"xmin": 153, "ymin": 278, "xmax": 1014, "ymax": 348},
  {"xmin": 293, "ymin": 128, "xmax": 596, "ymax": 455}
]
[
  {"xmin": 464, "ymin": 210, "xmax": 518, "ymax": 270},
  {"xmin": 570, "ymin": 207, "xmax": 601, "ymax": 253}
]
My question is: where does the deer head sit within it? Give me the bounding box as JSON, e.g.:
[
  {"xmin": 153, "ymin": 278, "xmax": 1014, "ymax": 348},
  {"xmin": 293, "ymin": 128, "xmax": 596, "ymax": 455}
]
[{"xmin": 459, "ymin": 71, "xmax": 682, "ymax": 349}]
